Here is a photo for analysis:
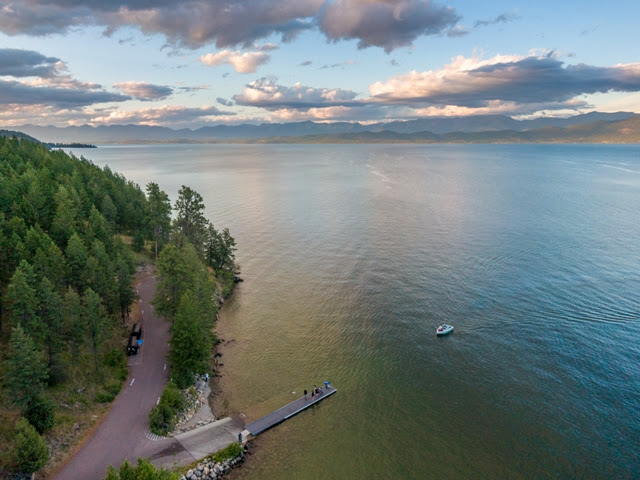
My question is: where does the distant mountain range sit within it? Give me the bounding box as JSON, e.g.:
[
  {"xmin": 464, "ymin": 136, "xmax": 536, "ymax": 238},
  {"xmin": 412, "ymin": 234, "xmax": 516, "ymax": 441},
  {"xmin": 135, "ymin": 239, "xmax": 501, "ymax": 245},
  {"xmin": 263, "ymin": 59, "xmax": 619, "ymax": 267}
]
[{"xmin": 5, "ymin": 112, "xmax": 640, "ymax": 144}]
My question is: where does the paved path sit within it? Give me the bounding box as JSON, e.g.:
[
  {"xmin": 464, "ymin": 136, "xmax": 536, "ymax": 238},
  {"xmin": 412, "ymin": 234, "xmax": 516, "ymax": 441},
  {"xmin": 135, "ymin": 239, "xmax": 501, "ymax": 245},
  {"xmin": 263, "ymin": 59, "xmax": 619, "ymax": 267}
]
[{"xmin": 53, "ymin": 275, "xmax": 243, "ymax": 479}]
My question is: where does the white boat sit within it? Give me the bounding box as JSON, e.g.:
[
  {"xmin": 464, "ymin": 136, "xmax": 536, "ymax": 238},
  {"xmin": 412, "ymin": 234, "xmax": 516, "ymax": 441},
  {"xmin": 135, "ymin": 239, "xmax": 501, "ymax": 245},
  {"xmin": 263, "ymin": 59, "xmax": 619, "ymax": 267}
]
[{"xmin": 436, "ymin": 324, "xmax": 454, "ymax": 336}]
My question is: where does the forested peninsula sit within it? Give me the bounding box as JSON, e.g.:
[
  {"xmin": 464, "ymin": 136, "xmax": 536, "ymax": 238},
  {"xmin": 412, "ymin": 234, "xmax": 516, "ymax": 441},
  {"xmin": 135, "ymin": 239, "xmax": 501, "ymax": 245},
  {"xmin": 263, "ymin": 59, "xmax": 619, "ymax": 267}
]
[{"xmin": 0, "ymin": 136, "xmax": 236, "ymax": 478}]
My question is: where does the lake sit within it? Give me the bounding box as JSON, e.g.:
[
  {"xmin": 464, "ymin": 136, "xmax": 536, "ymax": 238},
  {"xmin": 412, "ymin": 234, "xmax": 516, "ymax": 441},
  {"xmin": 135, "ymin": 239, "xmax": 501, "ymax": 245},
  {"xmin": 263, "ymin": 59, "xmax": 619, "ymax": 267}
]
[{"xmin": 76, "ymin": 143, "xmax": 640, "ymax": 479}]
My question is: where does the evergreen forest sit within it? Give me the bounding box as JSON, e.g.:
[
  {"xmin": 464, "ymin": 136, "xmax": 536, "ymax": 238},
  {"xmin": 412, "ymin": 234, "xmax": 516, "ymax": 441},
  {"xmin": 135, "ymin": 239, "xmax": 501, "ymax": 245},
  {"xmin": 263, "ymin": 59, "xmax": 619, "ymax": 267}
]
[{"xmin": 0, "ymin": 136, "xmax": 237, "ymax": 477}]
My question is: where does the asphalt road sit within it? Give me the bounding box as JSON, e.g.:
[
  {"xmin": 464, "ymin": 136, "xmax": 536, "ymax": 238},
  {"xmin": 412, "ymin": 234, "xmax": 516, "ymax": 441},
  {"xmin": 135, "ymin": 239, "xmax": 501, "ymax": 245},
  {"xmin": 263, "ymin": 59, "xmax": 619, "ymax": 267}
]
[
  {"xmin": 53, "ymin": 274, "xmax": 244, "ymax": 480},
  {"xmin": 54, "ymin": 275, "xmax": 182, "ymax": 480}
]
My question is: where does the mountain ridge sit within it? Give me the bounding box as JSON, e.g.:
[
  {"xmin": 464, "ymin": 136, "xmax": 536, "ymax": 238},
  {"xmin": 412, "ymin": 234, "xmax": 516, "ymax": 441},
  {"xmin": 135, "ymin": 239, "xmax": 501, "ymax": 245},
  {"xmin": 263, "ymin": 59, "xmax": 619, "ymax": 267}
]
[
  {"xmin": 6, "ymin": 112, "xmax": 637, "ymax": 144},
  {"xmin": 4, "ymin": 112, "xmax": 640, "ymax": 145}
]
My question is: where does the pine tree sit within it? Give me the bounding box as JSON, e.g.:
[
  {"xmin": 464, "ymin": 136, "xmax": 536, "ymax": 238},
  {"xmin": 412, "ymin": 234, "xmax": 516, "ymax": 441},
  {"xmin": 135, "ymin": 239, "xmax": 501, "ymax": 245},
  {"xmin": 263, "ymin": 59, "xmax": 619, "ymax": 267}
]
[
  {"xmin": 63, "ymin": 287, "xmax": 85, "ymax": 363},
  {"xmin": 51, "ymin": 185, "xmax": 78, "ymax": 247},
  {"xmin": 66, "ymin": 232, "xmax": 88, "ymax": 292},
  {"xmin": 83, "ymin": 288, "xmax": 106, "ymax": 374},
  {"xmin": 38, "ymin": 276, "xmax": 65, "ymax": 384},
  {"xmin": 116, "ymin": 254, "xmax": 135, "ymax": 322},
  {"xmin": 152, "ymin": 244, "xmax": 195, "ymax": 320},
  {"xmin": 173, "ymin": 185, "xmax": 208, "ymax": 255},
  {"xmin": 13, "ymin": 417, "xmax": 49, "ymax": 474},
  {"xmin": 100, "ymin": 192, "xmax": 118, "ymax": 228},
  {"xmin": 33, "ymin": 241, "xmax": 68, "ymax": 292},
  {"xmin": 170, "ymin": 290, "xmax": 212, "ymax": 389},
  {"xmin": 86, "ymin": 205, "xmax": 113, "ymax": 251},
  {"xmin": 4, "ymin": 325, "xmax": 48, "ymax": 406},
  {"xmin": 4, "ymin": 260, "xmax": 40, "ymax": 333},
  {"xmin": 146, "ymin": 182, "xmax": 172, "ymax": 259}
]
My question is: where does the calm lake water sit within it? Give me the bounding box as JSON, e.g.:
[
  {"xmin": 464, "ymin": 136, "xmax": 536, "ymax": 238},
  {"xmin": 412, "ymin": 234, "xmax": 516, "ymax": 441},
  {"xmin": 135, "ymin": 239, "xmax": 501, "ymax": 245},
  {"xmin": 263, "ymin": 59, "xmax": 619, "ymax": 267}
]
[{"xmin": 77, "ymin": 144, "xmax": 640, "ymax": 479}]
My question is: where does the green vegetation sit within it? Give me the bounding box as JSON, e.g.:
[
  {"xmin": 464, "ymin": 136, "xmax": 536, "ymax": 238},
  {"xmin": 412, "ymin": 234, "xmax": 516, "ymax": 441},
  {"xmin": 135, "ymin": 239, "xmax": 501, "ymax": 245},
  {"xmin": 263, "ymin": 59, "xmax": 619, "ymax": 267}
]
[
  {"xmin": 153, "ymin": 185, "xmax": 236, "ymax": 390},
  {"xmin": 13, "ymin": 418, "xmax": 49, "ymax": 474},
  {"xmin": 0, "ymin": 135, "xmax": 238, "ymax": 475},
  {"xmin": 210, "ymin": 442, "xmax": 243, "ymax": 463},
  {"xmin": 148, "ymin": 381, "xmax": 186, "ymax": 435},
  {"xmin": 104, "ymin": 458, "xmax": 179, "ymax": 480},
  {"xmin": 0, "ymin": 136, "xmax": 145, "ymax": 476}
]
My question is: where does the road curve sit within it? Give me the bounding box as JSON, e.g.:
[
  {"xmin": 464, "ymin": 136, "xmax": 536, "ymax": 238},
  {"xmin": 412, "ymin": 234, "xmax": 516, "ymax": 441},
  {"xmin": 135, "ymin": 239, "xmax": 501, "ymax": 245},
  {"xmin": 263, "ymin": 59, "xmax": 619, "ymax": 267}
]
[{"xmin": 53, "ymin": 275, "xmax": 193, "ymax": 480}]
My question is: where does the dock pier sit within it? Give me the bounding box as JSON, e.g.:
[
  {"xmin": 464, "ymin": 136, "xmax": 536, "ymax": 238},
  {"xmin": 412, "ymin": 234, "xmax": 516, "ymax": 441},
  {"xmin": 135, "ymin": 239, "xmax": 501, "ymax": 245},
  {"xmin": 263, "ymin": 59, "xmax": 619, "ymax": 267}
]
[{"xmin": 244, "ymin": 386, "xmax": 337, "ymax": 437}]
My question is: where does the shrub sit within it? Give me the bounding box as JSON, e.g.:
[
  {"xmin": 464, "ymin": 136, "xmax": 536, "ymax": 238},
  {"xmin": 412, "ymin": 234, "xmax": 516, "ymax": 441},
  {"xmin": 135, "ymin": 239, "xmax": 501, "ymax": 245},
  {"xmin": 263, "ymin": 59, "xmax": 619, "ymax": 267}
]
[
  {"xmin": 149, "ymin": 382, "xmax": 187, "ymax": 436},
  {"xmin": 24, "ymin": 395, "xmax": 55, "ymax": 434},
  {"xmin": 14, "ymin": 418, "xmax": 49, "ymax": 474},
  {"xmin": 117, "ymin": 366, "xmax": 128, "ymax": 382},
  {"xmin": 103, "ymin": 458, "xmax": 179, "ymax": 480},
  {"xmin": 149, "ymin": 403, "xmax": 175, "ymax": 436},
  {"xmin": 105, "ymin": 381, "xmax": 122, "ymax": 396},
  {"xmin": 94, "ymin": 391, "xmax": 116, "ymax": 403},
  {"xmin": 105, "ymin": 348, "xmax": 126, "ymax": 368},
  {"xmin": 211, "ymin": 442, "xmax": 242, "ymax": 463},
  {"xmin": 160, "ymin": 382, "xmax": 185, "ymax": 412}
]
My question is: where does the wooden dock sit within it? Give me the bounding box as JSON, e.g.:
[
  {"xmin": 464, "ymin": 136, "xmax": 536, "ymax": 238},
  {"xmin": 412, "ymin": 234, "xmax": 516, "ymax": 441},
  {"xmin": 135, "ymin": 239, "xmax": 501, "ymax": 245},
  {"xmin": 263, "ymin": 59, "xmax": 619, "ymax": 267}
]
[{"xmin": 245, "ymin": 386, "xmax": 337, "ymax": 436}]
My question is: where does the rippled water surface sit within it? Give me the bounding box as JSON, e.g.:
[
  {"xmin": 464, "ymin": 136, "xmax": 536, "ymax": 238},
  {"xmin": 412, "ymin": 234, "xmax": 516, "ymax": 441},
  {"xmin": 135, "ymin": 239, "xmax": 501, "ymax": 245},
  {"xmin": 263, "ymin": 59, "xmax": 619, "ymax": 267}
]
[{"xmin": 81, "ymin": 144, "xmax": 640, "ymax": 479}]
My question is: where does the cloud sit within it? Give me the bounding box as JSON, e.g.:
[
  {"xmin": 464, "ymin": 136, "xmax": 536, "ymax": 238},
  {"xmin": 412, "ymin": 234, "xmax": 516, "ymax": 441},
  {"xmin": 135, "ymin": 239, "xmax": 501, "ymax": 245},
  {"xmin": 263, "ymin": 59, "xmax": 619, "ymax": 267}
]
[
  {"xmin": 0, "ymin": 0, "xmax": 322, "ymax": 48},
  {"xmin": 0, "ymin": 47, "xmax": 129, "ymax": 110},
  {"xmin": 229, "ymin": 53, "xmax": 640, "ymax": 121},
  {"xmin": 216, "ymin": 97, "xmax": 234, "ymax": 106},
  {"xmin": 178, "ymin": 85, "xmax": 209, "ymax": 93},
  {"xmin": 0, "ymin": 104, "xmax": 91, "ymax": 126},
  {"xmin": 0, "ymin": 1, "xmax": 461, "ymax": 52},
  {"xmin": 369, "ymin": 53, "xmax": 640, "ymax": 109},
  {"xmin": 300, "ymin": 60, "xmax": 312, "ymax": 66},
  {"xmin": 200, "ymin": 49, "xmax": 271, "ymax": 73},
  {"xmin": 88, "ymin": 104, "xmax": 234, "ymax": 126},
  {"xmin": 233, "ymin": 77, "xmax": 359, "ymax": 109},
  {"xmin": 473, "ymin": 13, "xmax": 519, "ymax": 29},
  {"xmin": 446, "ymin": 25, "xmax": 468, "ymax": 37},
  {"xmin": 113, "ymin": 81, "xmax": 173, "ymax": 100},
  {"xmin": 319, "ymin": 60, "xmax": 354, "ymax": 69},
  {"xmin": 318, "ymin": 0, "xmax": 460, "ymax": 52},
  {"xmin": 0, "ymin": 48, "xmax": 62, "ymax": 77},
  {"xmin": 258, "ymin": 42, "xmax": 279, "ymax": 51},
  {"xmin": 0, "ymin": 78, "xmax": 130, "ymax": 107}
]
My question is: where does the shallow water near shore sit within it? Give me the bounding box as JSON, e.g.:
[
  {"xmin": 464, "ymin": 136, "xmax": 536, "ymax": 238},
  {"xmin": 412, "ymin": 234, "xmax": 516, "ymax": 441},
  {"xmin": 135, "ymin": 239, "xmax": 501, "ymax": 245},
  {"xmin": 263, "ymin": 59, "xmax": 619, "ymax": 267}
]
[{"xmin": 79, "ymin": 143, "xmax": 640, "ymax": 479}]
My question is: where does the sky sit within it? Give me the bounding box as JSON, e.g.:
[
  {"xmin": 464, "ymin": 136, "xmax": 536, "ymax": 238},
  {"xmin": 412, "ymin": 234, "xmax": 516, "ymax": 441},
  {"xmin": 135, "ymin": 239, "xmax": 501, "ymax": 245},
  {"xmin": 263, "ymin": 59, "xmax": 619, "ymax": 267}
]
[{"xmin": 1, "ymin": 0, "xmax": 640, "ymax": 129}]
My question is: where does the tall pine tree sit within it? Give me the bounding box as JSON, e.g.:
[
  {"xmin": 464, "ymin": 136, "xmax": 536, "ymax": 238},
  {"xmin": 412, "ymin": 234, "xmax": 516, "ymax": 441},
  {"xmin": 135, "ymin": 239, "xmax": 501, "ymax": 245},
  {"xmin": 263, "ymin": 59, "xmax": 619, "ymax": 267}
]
[{"xmin": 4, "ymin": 325, "xmax": 48, "ymax": 406}]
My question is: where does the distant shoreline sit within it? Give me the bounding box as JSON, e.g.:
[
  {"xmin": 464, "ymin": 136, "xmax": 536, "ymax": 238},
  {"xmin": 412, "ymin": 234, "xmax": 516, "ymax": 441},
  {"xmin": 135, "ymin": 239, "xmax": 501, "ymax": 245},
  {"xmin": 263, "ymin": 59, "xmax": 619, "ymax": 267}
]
[{"xmin": 48, "ymin": 142, "xmax": 97, "ymax": 148}]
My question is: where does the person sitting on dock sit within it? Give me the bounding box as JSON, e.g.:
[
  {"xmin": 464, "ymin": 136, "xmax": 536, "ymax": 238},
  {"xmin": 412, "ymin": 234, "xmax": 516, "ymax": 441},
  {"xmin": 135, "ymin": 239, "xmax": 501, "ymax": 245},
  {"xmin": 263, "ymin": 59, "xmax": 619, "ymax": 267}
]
[{"xmin": 314, "ymin": 385, "xmax": 320, "ymax": 395}]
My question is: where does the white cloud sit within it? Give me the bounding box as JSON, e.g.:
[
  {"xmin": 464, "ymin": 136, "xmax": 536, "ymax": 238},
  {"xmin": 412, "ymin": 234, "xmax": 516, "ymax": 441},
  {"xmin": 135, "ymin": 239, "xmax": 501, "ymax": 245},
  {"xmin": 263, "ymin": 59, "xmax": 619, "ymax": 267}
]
[
  {"xmin": 200, "ymin": 50, "xmax": 271, "ymax": 73},
  {"xmin": 233, "ymin": 77, "xmax": 359, "ymax": 109},
  {"xmin": 113, "ymin": 81, "xmax": 173, "ymax": 100},
  {"xmin": 368, "ymin": 52, "xmax": 640, "ymax": 108},
  {"xmin": 89, "ymin": 104, "xmax": 233, "ymax": 126}
]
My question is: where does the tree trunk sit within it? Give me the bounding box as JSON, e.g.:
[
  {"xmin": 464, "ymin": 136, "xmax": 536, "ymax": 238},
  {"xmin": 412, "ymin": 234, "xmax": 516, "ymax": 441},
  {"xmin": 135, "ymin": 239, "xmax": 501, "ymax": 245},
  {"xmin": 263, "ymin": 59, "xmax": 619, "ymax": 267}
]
[{"xmin": 93, "ymin": 343, "xmax": 99, "ymax": 373}]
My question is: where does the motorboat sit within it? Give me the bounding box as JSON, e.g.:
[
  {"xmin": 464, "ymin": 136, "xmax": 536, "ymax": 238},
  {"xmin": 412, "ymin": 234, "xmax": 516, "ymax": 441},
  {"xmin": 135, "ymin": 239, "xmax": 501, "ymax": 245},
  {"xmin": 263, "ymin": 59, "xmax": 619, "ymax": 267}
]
[{"xmin": 436, "ymin": 324, "xmax": 454, "ymax": 336}]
